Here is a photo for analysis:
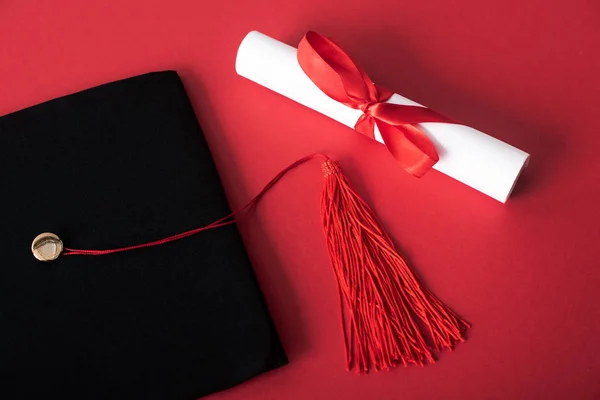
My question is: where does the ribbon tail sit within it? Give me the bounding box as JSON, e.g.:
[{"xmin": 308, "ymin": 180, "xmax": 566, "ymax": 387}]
[
  {"xmin": 370, "ymin": 103, "xmax": 454, "ymax": 126},
  {"xmin": 377, "ymin": 121, "xmax": 439, "ymax": 178}
]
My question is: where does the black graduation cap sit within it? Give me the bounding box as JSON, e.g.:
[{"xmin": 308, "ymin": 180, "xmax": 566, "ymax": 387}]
[{"xmin": 0, "ymin": 71, "xmax": 287, "ymax": 399}]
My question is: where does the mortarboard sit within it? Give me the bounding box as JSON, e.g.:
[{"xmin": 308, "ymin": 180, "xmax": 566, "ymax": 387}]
[{"xmin": 0, "ymin": 71, "xmax": 288, "ymax": 399}]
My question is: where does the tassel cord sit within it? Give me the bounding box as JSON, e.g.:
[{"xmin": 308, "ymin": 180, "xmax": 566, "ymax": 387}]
[{"xmin": 63, "ymin": 153, "xmax": 328, "ymax": 256}]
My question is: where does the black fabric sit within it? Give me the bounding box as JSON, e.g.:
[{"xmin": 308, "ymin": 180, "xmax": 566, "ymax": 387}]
[{"xmin": 0, "ymin": 71, "xmax": 287, "ymax": 399}]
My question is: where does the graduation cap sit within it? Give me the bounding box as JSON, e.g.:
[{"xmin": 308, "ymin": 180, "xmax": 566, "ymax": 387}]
[{"xmin": 0, "ymin": 72, "xmax": 287, "ymax": 399}]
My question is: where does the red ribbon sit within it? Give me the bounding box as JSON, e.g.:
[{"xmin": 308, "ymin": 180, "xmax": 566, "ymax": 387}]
[{"xmin": 297, "ymin": 31, "xmax": 454, "ymax": 177}]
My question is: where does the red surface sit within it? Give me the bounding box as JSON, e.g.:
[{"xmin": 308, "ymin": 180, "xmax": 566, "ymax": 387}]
[{"xmin": 1, "ymin": 1, "xmax": 599, "ymax": 399}]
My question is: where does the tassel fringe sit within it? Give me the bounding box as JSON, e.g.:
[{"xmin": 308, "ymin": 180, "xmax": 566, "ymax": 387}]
[{"xmin": 320, "ymin": 160, "xmax": 470, "ymax": 373}]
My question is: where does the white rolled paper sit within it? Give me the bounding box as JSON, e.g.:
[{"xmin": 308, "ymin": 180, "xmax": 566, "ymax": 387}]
[{"xmin": 236, "ymin": 31, "xmax": 530, "ymax": 203}]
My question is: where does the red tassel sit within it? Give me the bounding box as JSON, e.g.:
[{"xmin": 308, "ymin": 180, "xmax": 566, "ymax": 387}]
[
  {"xmin": 320, "ymin": 160, "xmax": 470, "ymax": 373},
  {"xmin": 61, "ymin": 153, "xmax": 469, "ymax": 373}
]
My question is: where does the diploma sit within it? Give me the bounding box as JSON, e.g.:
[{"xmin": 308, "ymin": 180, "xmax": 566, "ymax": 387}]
[{"xmin": 236, "ymin": 31, "xmax": 530, "ymax": 203}]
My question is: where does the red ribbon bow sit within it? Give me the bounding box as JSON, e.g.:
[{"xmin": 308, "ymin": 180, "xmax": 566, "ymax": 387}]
[{"xmin": 298, "ymin": 31, "xmax": 454, "ymax": 177}]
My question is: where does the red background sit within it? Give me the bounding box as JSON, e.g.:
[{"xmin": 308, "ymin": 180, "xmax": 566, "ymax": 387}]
[{"xmin": 2, "ymin": 1, "xmax": 599, "ymax": 399}]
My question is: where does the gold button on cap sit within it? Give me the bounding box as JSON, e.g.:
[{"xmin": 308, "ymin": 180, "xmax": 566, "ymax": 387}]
[{"xmin": 31, "ymin": 232, "xmax": 63, "ymax": 261}]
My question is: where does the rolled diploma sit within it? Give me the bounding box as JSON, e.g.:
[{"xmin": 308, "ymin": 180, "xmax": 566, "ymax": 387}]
[{"xmin": 236, "ymin": 31, "xmax": 530, "ymax": 203}]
